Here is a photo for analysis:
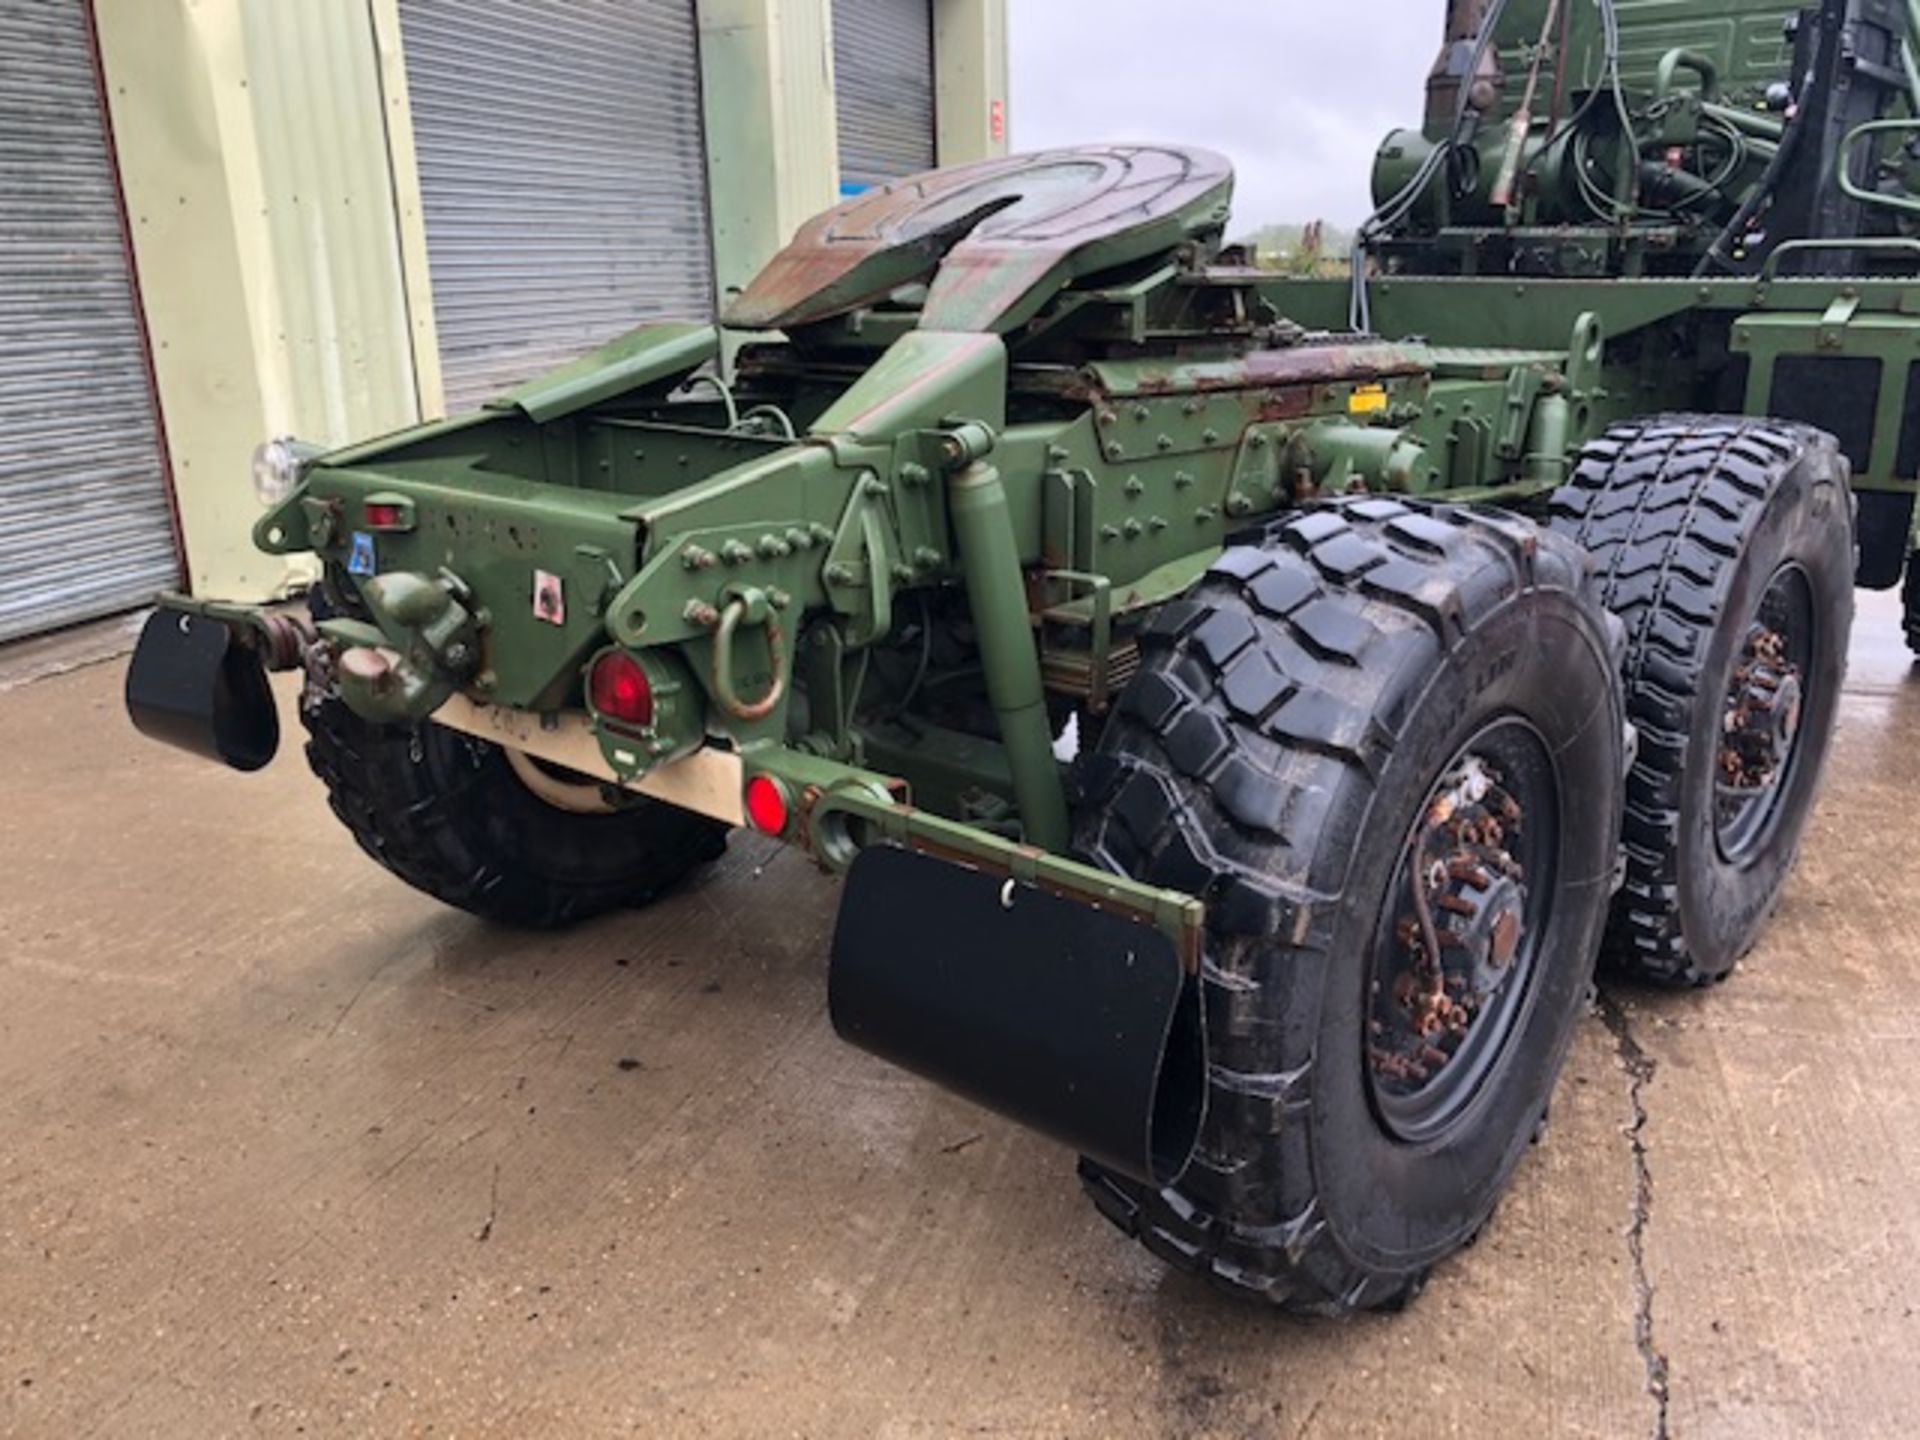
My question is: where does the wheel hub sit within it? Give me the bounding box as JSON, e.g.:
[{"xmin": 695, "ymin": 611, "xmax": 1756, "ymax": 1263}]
[
  {"xmin": 1715, "ymin": 567, "xmax": 1817, "ymax": 865},
  {"xmin": 1450, "ymin": 871, "xmax": 1529, "ymax": 996},
  {"xmin": 505, "ymin": 746, "xmax": 620, "ymax": 815},
  {"xmin": 1720, "ymin": 623, "xmax": 1802, "ymax": 794},
  {"xmin": 1369, "ymin": 754, "xmax": 1532, "ymax": 1112}
]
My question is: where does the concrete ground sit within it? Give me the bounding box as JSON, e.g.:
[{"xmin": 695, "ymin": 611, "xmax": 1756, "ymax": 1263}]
[{"xmin": 0, "ymin": 596, "xmax": 1914, "ymax": 1440}]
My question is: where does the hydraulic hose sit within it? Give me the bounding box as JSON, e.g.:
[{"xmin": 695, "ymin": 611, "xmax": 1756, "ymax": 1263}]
[
  {"xmin": 1351, "ymin": 0, "xmax": 1514, "ymax": 331},
  {"xmin": 1693, "ymin": 27, "xmax": 1822, "ymax": 277}
]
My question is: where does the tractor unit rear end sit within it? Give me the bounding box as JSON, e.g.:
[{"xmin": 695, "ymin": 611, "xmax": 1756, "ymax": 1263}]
[{"xmin": 127, "ymin": 0, "xmax": 1906, "ymax": 1312}]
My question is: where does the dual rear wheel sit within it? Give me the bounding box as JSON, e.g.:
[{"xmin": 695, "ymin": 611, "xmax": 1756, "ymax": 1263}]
[{"xmin": 1079, "ymin": 417, "xmax": 1852, "ymax": 1310}]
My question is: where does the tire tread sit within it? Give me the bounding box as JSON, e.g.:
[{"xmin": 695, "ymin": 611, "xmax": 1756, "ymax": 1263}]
[
  {"xmin": 302, "ymin": 698, "xmax": 726, "ymax": 929},
  {"xmin": 1075, "ymin": 500, "xmax": 1606, "ymax": 1314},
  {"xmin": 1547, "ymin": 414, "xmax": 1845, "ymax": 986}
]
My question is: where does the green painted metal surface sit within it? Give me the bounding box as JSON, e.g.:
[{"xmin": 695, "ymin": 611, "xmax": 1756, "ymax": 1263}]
[{"xmin": 210, "ymin": 0, "xmax": 1920, "ymax": 896}]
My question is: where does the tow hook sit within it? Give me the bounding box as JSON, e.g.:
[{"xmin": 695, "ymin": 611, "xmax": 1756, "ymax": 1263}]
[{"xmin": 324, "ymin": 569, "xmax": 484, "ymax": 726}]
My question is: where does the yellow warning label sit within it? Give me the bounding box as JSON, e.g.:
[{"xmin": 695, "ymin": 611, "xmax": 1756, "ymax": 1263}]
[{"xmin": 1349, "ymin": 383, "xmax": 1389, "ymax": 415}]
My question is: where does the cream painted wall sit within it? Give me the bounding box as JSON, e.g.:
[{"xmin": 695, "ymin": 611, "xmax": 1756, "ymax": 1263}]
[
  {"xmin": 94, "ymin": 0, "xmax": 424, "ymax": 602},
  {"xmin": 935, "ymin": 0, "xmax": 1010, "ymax": 166},
  {"xmin": 699, "ymin": 0, "xmax": 1009, "ymax": 314},
  {"xmin": 697, "ymin": 0, "xmax": 844, "ymax": 312}
]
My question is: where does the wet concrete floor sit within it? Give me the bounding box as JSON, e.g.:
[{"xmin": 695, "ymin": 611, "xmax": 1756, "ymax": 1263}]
[{"xmin": 0, "ymin": 594, "xmax": 1915, "ymax": 1438}]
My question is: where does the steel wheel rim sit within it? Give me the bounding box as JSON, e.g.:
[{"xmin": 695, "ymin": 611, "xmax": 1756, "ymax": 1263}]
[
  {"xmin": 1365, "ymin": 718, "xmax": 1561, "ymax": 1145},
  {"xmin": 505, "ymin": 747, "xmax": 620, "ymax": 815},
  {"xmin": 1716, "ymin": 563, "xmax": 1815, "ymax": 866}
]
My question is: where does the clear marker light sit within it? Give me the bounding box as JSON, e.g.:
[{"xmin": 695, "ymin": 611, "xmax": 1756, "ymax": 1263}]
[{"xmin": 250, "ymin": 437, "xmax": 310, "ymax": 507}]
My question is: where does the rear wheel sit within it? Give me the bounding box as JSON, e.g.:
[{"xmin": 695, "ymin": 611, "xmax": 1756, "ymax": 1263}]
[
  {"xmin": 1075, "ymin": 501, "xmax": 1625, "ymax": 1312},
  {"xmin": 1548, "ymin": 416, "xmax": 1853, "ymax": 986},
  {"xmin": 302, "ymin": 698, "xmax": 727, "ymax": 929}
]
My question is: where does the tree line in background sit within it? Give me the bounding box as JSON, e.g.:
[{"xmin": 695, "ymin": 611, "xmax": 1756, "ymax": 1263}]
[{"xmin": 1235, "ymin": 220, "xmax": 1354, "ymax": 275}]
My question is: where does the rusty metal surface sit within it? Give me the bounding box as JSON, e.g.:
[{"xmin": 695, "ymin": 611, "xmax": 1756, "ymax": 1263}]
[
  {"xmin": 1, "ymin": 600, "xmax": 1918, "ymax": 1434},
  {"xmin": 1083, "ymin": 341, "xmax": 1430, "ymax": 399},
  {"xmin": 1721, "ymin": 622, "xmax": 1801, "ymax": 792},
  {"xmin": 1371, "ymin": 752, "xmax": 1531, "ymax": 1100},
  {"xmin": 723, "ymin": 145, "xmax": 1233, "ymax": 334}
]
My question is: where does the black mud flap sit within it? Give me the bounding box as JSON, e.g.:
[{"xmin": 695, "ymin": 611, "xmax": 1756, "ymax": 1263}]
[
  {"xmin": 829, "ymin": 845, "xmax": 1205, "ymax": 1188},
  {"xmin": 124, "ymin": 608, "xmax": 280, "ymax": 772}
]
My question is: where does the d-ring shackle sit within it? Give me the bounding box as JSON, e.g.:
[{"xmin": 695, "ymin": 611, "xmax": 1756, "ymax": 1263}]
[{"xmin": 711, "ymin": 594, "xmax": 788, "ymax": 722}]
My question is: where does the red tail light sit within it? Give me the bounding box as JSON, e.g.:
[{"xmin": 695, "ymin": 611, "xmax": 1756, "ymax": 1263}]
[
  {"xmin": 744, "ymin": 775, "xmax": 791, "ymax": 836},
  {"xmin": 589, "ymin": 651, "xmax": 654, "ymax": 727},
  {"xmin": 363, "ymin": 501, "xmax": 407, "ymax": 530}
]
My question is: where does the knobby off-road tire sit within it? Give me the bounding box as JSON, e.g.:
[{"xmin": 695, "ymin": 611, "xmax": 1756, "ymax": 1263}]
[
  {"xmin": 302, "ymin": 698, "xmax": 728, "ymax": 928},
  {"xmin": 1549, "ymin": 416, "xmax": 1854, "ymax": 987},
  {"xmin": 1075, "ymin": 501, "xmax": 1626, "ymax": 1313}
]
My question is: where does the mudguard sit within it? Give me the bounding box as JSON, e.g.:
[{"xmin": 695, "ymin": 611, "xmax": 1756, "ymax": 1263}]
[
  {"xmin": 829, "ymin": 843, "xmax": 1205, "ymax": 1187},
  {"xmin": 124, "ymin": 608, "xmax": 280, "ymax": 772}
]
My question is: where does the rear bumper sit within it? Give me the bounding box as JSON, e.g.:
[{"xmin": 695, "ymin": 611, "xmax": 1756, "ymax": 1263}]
[
  {"xmin": 124, "ymin": 597, "xmax": 1209, "ymax": 1187},
  {"xmin": 431, "ymin": 691, "xmax": 749, "ymax": 827}
]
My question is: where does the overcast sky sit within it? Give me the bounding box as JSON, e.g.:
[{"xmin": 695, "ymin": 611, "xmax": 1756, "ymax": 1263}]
[{"xmin": 1007, "ymin": 2, "xmax": 1441, "ymax": 231}]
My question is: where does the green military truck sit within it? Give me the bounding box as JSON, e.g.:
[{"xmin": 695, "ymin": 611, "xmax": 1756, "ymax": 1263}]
[{"xmin": 129, "ymin": 0, "xmax": 1910, "ymax": 1312}]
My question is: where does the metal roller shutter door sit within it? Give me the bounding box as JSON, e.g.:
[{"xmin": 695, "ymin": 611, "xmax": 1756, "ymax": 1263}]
[
  {"xmin": 401, "ymin": 0, "xmax": 716, "ymax": 414},
  {"xmin": 834, "ymin": 0, "xmax": 936, "ymax": 190},
  {"xmin": 0, "ymin": 2, "xmax": 176, "ymax": 643}
]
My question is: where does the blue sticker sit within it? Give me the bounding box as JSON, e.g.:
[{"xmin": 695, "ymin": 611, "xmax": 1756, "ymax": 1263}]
[{"xmin": 347, "ymin": 530, "xmax": 376, "ymax": 577}]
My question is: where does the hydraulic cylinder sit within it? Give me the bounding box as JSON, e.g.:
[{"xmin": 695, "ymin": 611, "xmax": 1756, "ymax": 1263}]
[{"xmin": 947, "ymin": 460, "xmax": 1071, "ymax": 851}]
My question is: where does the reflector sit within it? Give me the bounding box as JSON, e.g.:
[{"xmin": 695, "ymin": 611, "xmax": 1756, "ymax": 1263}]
[{"xmin": 744, "ymin": 775, "xmax": 790, "ymax": 835}]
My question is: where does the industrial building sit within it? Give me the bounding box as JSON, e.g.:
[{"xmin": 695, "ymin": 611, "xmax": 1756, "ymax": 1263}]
[{"xmin": 0, "ymin": 0, "xmax": 1008, "ymax": 640}]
